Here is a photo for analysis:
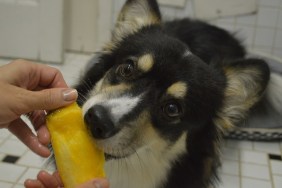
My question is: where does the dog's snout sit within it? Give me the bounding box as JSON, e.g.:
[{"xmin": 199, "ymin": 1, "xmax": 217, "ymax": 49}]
[{"xmin": 84, "ymin": 105, "xmax": 116, "ymax": 139}]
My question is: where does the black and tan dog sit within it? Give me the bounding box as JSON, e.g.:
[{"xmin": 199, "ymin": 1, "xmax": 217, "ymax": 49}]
[{"xmin": 75, "ymin": 0, "xmax": 281, "ymax": 187}]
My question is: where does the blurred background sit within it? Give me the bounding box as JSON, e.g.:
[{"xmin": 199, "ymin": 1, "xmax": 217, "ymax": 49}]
[{"xmin": 0, "ymin": 0, "xmax": 281, "ymax": 64}]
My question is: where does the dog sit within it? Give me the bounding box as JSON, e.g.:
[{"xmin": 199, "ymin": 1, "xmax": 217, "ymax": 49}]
[{"xmin": 74, "ymin": 0, "xmax": 281, "ymax": 187}]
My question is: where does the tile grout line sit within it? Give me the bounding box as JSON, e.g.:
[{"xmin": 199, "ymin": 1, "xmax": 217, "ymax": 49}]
[
  {"xmin": 239, "ymin": 149, "xmax": 242, "ymax": 188},
  {"xmin": 269, "ymin": 156, "xmax": 276, "ymax": 188},
  {"xmin": 270, "ymin": 4, "xmax": 281, "ymax": 56}
]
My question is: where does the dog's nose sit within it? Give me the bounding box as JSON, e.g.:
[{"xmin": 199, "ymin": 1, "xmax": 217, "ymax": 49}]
[{"xmin": 84, "ymin": 105, "xmax": 116, "ymax": 139}]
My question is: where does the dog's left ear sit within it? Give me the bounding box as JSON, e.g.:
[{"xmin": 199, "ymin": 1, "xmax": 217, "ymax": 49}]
[
  {"xmin": 214, "ymin": 59, "xmax": 270, "ymax": 130},
  {"xmin": 112, "ymin": 0, "xmax": 161, "ymax": 42}
]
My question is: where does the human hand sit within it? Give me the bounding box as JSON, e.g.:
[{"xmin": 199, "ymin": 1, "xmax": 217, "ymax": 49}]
[
  {"xmin": 0, "ymin": 59, "xmax": 78, "ymax": 157},
  {"xmin": 24, "ymin": 170, "xmax": 109, "ymax": 188}
]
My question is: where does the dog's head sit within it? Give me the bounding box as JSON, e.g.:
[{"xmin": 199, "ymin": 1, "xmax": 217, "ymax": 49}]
[{"xmin": 77, "ymin": 0, "xmax": 269, "ymax": 161}]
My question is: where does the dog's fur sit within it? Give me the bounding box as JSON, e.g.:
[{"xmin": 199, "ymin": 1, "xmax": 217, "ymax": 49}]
[{"xmin": 74, "ymin": 0, "xmax": 281, "ymax": 187}]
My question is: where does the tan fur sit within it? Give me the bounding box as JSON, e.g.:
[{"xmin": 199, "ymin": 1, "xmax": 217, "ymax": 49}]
[
  {"xmin": 167, "ymin": 82, "xmax": 188, "ymax": 99},
  {"xmin": 214, "ymin": 67, "xmax": 264, "ymax": 131},
  {"xmin": 92, "ymin": 76, "xmax": 132, "ymax": 96},
  {"xmin": 138, "ymin": 54, "xmax": 154, "ymax": 72}
]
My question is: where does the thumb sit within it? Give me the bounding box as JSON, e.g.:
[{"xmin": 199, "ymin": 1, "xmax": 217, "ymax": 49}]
[{"xmin": 26, "ymin": 88, "xmax": 78, "ymax": 111}]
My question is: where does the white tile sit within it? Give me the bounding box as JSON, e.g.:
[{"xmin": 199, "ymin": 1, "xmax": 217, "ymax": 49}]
[
  {"xmin": 236, "ymin": 14, "xmax": 257, "ymax": 26},
  {"xmin": 241, "ymin": 178, "xmax": 272, "ymax": 188},
  {"xmin": 254, "ymin": 27, "xmax": 275, "ymax": 47},
  {"xmin": 0, "ymin": 129, "xmax": 11, "ymax": 140},
  {"xmin": 273, "ymin": 175, "xmax": 282, "ymax": 188},
  {"xmin": 13, "ymin": 185, "xmax": 24, "ymax": 188},
  {"xmin": 271, "ymin": 160, "xmax": 282, "ymax": 175},
  {"xmin": 0, "ymin": 139, "xmax": 27, "ymax": 156},
  {"xmin": 175, "ymin": 0, "xmax": 194, "ymax": 18},
  {"xmin": 254, "ymin": 141, "xmax": 281, "ymax": 155},
  {"xmin": 274, "ymin": 29, "xmax": 282, "ymax": 48},
  {"xmin": 240, "ymin": 150, "xmax": 268, "ymax": 165},
  {"xmin": 221, "ymin": 160, "xmax": 240, "ymax": 176},
  {"xmin": 0, "ymin": 163, "xmax": 26, "ymax": 182},
  {"xmin": 226, "ymin": 140, "xmax": 253, "ymax": 150},
  {"xmin": 17, "ymin": 168, "xmax": 41, "ymax": 185},
  {"xmin": 160, "ymin": 6, "xmax": 177, "ymax": 20},
  {"xmin": 0, "ymin": 58, "xmax": 10, "ymax": 65},
  {"xmin": 216, "ymin": 23, "xmax": 236, "ymax": 33},
  {"xmin": 217, "ymin": 17, "xmax": 236, "ymax": 24},
  {"xmin": 8, "ymin": 134, "xmax": 20, "ymax": 141},
  {"xmin": 241, "ymin": 163, "xmax": 270, "ymax": 180},
  {"xmin": 273, "ymin": 49, "xmax": 282, "ymax": 59},
  {"xmin": 257, "ymin": 7, "xmax": 279, "ymax": 27},
  {"xmin": 222, "ymin": 147, "xmax": 239, "ymax": 161},
  {"xmin": 259, "ymin": 0, "xmax": 281, "ymax": 7},
  {"xmin": 236, "ymin": 25, "xmax": 255, "ymax": 46},
  {"xmin": 218, "ymin": 174, "xmax": 240, "ymax": 188},
  {"xmin": 0, "ymin": 181, "xmax": 13, "ymax": 188},
  {"xmin": 0, "ymin": 153, "xmax": 5, "ymax": 161},
  {"xmin": 253, "ymin": 46, "xmax": 273, "ymax": 54},
  {"xmin": 17, "ymin": 151, "xmax": 46, "ymax": 168},
  {"xmin": 278, "ymin": 11, "xmax": 282, "ymax": 29}
]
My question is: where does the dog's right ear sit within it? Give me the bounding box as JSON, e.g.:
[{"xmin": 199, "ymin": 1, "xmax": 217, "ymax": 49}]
[
  {"xmin": 214, "ymin": 59, "xmax": 270, "ymax": 131},
  {"xmin": 112, "ymin": 0, "xmax": 161, "ymax": 43}
]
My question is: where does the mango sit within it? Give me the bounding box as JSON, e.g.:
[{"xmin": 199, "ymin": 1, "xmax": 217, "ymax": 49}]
[{"xmin": 47, "ymin": 103, "xmax": 105, "ymax": 188}]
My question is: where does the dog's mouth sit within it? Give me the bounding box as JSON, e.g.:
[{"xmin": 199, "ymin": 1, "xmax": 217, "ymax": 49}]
[
  {"xmin": 101, "ymin": 145, "xmax": 138, "ymax": 161},
  {"xmin": 104, "ymin": 153, "xmax": 128, "ymax": 161}
]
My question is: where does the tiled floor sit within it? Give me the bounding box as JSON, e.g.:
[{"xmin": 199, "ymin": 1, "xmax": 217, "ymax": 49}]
[{"xmin": 0, "ymin": 54, "xmax": 282, "ymax": 188}]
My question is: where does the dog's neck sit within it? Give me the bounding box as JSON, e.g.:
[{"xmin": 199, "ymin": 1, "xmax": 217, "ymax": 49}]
[{"xmin": 105, "ymin": 133, "xmax": 187, "ymax": 188}]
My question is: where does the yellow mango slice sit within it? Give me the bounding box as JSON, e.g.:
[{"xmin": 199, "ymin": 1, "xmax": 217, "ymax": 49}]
[{"xmin": 47, "ymin": 103, "xmax": 105, "ymax": 188}]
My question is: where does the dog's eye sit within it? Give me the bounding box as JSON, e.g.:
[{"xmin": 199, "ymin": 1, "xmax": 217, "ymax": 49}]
[
  {"xmin": 117, "ymin": 59, "xmax": 136, "ymax": 78},
  {"xmin": 163, "ymin": 102, "xmax": 182, "ymax": 118}
]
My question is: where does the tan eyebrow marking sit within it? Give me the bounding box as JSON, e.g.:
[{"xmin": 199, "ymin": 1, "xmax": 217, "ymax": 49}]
[
  {"xmin": 167, "ymin": 82, "xmax": 188, "ymax": 98},
  {"xmin": 138, "ymin": 54, "xmax": 154, "ymax": 72}
]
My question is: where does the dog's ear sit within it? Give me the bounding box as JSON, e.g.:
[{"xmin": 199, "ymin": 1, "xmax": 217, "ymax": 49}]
[
  {"xmin": 112, "ymin": 0, "xmax": 161, "ymax": 42},
  {"xmin": 214, "ymin": 59, "xmax": 270, "ymax": 130}
]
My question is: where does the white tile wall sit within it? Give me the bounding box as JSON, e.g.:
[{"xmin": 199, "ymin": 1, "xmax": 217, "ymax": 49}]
[
  {"xmin": 241, "ymin": 178, "xmax": 272, "ymax": 188},
  {"xmin": 273, "ymin": 175, "xmax": 282, "ymax": 188},
  {"xmin": 253, "ymin": 142, "xmax": 281, "ymax": 155},
  {"xmin": 218, "ymin": 174, "xmax": 240, "ymax": 188},
  {"xmin": 271, "ymin": 160, "xmax": 282, "ymax": 175},
  {"xmin": 240, "ymin": 150, "xmax": 268, "ymax": 165},
  {"xmin": 241, "ymin": 163, "xmax": 270, "ymax": 180},
  {"xmin": 0, "ymin": 182, "xmax": 13, "ymax": 188},
  {"xmin": 220, "ymin": 160, "xmax": 240, "ymax": 175}
]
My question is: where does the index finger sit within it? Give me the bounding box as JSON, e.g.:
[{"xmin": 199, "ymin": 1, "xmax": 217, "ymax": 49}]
[
  {"xmin": 34, "ymin": 63, "xmax": 68, "ymax": 89},
  {"xmin": 0, "ymin": 60, "xmax": 69, "ymax": 90}
]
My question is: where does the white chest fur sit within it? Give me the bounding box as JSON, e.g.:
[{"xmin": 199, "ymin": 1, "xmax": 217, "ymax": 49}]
[{"xmin": 105, "ymin": 133, "xmax": 187, "ymax": 188}]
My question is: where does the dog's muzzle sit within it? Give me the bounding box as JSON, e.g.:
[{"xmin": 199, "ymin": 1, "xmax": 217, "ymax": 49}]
[{"xmin": 84, "ymin": 105, "xmax": 117, "ymax": 139}]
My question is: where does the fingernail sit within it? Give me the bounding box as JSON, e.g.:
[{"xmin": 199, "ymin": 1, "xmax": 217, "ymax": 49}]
[
  {"xmin": 62, "ymin": 89, "xmax": 78, "ymax": 101},
  {"xmin": 93, "ymin": 179, "xmax": 107, "ymax": 188},
  {"xmin": 94, "ymin": 182, "xmax": 103, "ymax": 188}
]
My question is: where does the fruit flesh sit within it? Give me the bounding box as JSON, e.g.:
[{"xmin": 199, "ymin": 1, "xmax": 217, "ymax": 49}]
[{"xmin": 47, "ymin": 103, "xmax": 105, "ymax": 188}]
